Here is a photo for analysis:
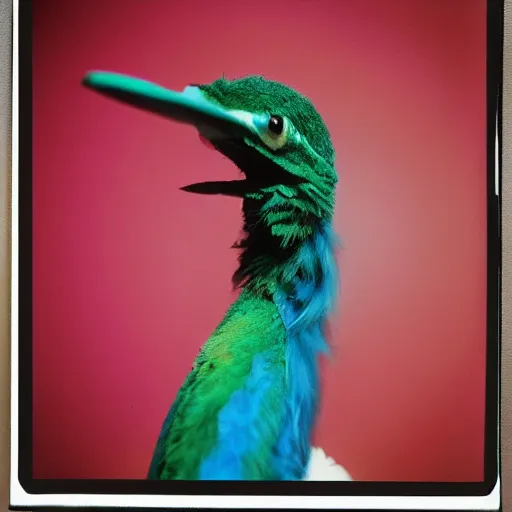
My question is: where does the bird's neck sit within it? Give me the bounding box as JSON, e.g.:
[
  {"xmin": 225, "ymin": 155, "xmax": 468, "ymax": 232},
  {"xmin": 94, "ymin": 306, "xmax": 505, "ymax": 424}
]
[{"xmin": 232, "ymin": 211, "xmax": 339, "ymax": 333}]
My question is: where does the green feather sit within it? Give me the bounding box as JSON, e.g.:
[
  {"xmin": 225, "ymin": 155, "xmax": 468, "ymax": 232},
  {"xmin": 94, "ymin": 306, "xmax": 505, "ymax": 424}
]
[{"xmin": 153, "ymin": 289, "xmax": 287, "ymax": 479}]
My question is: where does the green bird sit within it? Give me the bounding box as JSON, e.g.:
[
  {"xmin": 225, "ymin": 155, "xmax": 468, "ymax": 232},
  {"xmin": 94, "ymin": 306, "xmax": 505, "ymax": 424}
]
[{"xmin": 82, "ymin": 71, "xmax": 351, "ymax": 481}]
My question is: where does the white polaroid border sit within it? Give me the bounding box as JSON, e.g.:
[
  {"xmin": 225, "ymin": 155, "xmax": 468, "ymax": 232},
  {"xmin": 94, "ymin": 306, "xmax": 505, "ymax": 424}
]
[{"xmin": 9, "ymin": 0, "xmax": 501, "ymax": 509}]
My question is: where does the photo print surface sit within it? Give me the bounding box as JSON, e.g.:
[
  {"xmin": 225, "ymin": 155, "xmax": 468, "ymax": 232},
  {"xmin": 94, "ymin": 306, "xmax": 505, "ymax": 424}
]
[{"xmin": 10, "ymin": 0, "xmax": 502, "ymax": 509}]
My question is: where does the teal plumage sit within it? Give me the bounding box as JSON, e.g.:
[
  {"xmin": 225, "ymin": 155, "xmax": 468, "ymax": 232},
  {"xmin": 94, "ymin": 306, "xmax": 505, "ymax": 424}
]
[
  {"xmin": 82, "ymin": 72, "xmax": 340, "ymax": 480},
  {"xmin": 149, "ymin": 291, "xmax": 289, "ymax": 480}
]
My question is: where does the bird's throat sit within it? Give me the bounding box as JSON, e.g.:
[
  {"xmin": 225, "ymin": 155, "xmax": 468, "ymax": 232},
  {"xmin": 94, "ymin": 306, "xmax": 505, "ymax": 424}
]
[{"xmin": 232, "ymin": 216, "xmax": 339, "ymax": 331}]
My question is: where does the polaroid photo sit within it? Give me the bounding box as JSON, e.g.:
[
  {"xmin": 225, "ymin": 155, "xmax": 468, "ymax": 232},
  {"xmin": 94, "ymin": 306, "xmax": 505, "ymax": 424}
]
[{"xmin": 10, "ymin": 0, "xmax": 503, "ymax": 509}]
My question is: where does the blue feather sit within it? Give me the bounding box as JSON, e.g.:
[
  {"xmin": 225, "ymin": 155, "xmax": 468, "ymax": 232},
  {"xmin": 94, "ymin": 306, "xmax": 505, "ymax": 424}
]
[
  {"xmin": 198, "ymin": 353, "xmax": 279, "ymax": 480},
  {"xmin": 271, "ymin": 223, "xmax": 339, "ymax": 479}
]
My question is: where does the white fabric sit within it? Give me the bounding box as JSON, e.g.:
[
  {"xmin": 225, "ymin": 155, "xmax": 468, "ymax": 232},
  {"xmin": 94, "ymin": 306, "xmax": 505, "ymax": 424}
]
[{"xmin": 304, "ymin": 447, "xmax": 353, "ymax": 481}]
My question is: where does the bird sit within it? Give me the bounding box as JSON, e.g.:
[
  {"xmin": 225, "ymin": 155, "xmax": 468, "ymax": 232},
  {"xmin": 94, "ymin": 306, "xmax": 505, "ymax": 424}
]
[{"xmin": 82, "ymin": 71, "xmax": 352, "ymax": 482}]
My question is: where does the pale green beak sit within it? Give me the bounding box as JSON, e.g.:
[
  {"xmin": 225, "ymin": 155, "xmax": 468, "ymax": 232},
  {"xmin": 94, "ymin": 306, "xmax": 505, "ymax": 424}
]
[
  {"xmin": 82, "ymin": 71, "xmax": 272, "ymax": 196},
  {"xmin": 82, "ymin": 71, "xmax": 258, "ymax": 141}
]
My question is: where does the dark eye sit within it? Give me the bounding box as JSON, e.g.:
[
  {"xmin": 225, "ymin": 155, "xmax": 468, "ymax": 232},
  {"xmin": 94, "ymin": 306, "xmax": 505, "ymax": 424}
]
[
  {"xmin": 268, "ymin": 115, "xmax": 284, "ymax": 135},
  {"xmin": 261, "ymin": 115, "xmax": 290, "ymax": 151}
]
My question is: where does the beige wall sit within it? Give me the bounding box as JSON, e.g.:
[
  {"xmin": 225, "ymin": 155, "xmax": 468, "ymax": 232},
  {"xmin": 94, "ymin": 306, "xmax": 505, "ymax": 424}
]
[
  {"xmin": 0, "ymin": 0, "xmax": 11, "ymax": 510},
  {"xmin": 0, "ymin": 0, "xmax": 509, "ymax": 510}
]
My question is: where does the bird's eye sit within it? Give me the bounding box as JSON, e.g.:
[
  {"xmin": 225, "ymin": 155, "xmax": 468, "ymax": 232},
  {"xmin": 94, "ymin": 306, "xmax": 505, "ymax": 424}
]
[
  {"xmin": 260, "ymin": 115, "xmax": 289, "ymax": 151},
  {"xmin": 268, "ymin": 115, "xmax": 284, "ymax": 135}
]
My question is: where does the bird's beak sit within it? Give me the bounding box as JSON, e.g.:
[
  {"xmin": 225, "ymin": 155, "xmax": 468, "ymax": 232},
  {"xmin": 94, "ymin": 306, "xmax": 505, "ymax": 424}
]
[
  {"xmin": 82, "ymin": 71, "xmax": 267, "ymax": 196},
  {"xmin": 82, "ymin": 71, "xmax": 256, "ymax": 142}
]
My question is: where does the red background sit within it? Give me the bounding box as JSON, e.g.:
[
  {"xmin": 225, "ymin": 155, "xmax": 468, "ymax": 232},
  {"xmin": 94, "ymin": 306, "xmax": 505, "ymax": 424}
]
[{"xmin": 32, "ymin": 0, "xmax": 488, "ymax": 481}]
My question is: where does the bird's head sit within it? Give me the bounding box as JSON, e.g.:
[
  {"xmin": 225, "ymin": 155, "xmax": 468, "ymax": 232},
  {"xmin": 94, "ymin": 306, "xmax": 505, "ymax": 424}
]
[{"xmin": 82, "ymin": 72, "xmax": 337, "ymax": 248}]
